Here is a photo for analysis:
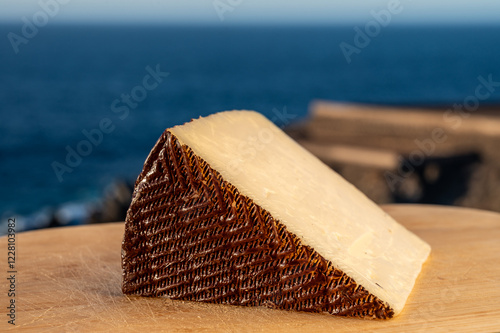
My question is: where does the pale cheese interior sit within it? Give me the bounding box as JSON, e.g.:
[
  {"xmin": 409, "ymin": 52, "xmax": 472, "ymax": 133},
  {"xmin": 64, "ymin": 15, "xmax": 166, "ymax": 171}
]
[{"xmin": 170, "ymin": 110, "xmax": 431, "ymax": 315}]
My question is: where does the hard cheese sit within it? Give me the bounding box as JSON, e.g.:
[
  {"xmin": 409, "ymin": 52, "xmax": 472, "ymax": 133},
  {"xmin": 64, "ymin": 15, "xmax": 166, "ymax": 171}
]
[{"xmin": 122, "ymin": 110, "xmax": 430, "ymax": 319}]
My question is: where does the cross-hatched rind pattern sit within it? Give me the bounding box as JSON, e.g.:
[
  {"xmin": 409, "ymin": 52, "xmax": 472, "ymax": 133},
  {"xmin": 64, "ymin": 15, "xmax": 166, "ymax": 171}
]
[{"xmin": 122, "ymin": 131, "xmax": 394, "ymax": 319}]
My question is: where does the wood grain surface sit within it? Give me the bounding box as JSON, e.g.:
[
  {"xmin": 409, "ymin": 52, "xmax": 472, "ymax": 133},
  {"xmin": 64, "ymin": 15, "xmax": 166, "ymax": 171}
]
[{"xmin": 1, "ymin": 204, "xmax": 500, "ymax": 332}]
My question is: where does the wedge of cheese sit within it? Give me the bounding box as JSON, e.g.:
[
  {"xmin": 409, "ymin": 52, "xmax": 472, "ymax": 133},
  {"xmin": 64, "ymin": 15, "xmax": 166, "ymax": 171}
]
[{"xmin": 122, "ymin": 110, "xmax": 430, "ymax": 319}]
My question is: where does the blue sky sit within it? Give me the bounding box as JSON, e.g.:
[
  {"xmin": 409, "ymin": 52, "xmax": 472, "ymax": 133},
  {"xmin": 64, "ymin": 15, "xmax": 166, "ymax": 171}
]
[{"xmin": 0, "ymin": 0, "xmax": 499, "ymax": 24}]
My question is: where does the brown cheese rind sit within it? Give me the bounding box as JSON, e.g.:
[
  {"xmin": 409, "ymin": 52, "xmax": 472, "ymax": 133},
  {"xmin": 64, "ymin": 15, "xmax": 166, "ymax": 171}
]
[{"xmin": 121, "ymin": 131, "xmax": 394, "ymax": 319}]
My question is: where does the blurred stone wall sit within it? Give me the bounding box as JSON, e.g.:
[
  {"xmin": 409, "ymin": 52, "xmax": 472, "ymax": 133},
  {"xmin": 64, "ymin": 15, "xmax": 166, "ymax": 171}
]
[{"xmin": 286, "ymin": 101, "xmax": 500, "ymax": 212}]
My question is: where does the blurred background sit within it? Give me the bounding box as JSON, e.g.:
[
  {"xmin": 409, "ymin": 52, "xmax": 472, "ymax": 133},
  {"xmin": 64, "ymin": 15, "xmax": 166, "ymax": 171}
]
[{"xmin": 1, "ymin": 0, "xmax": 500, "ymax": 233}]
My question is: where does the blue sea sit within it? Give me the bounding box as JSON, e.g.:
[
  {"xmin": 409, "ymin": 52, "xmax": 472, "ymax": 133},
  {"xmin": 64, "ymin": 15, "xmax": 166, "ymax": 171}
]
[{"xmin": 1, "ymin": 24, "xmax": 500, "ymax": 230}]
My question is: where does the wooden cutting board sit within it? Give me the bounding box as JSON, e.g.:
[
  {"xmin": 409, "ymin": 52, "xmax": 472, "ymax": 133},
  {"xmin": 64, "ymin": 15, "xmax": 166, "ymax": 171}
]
[{"xmin": 1, "ymin": 204, "xmax": 500, "ymax": 332}]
